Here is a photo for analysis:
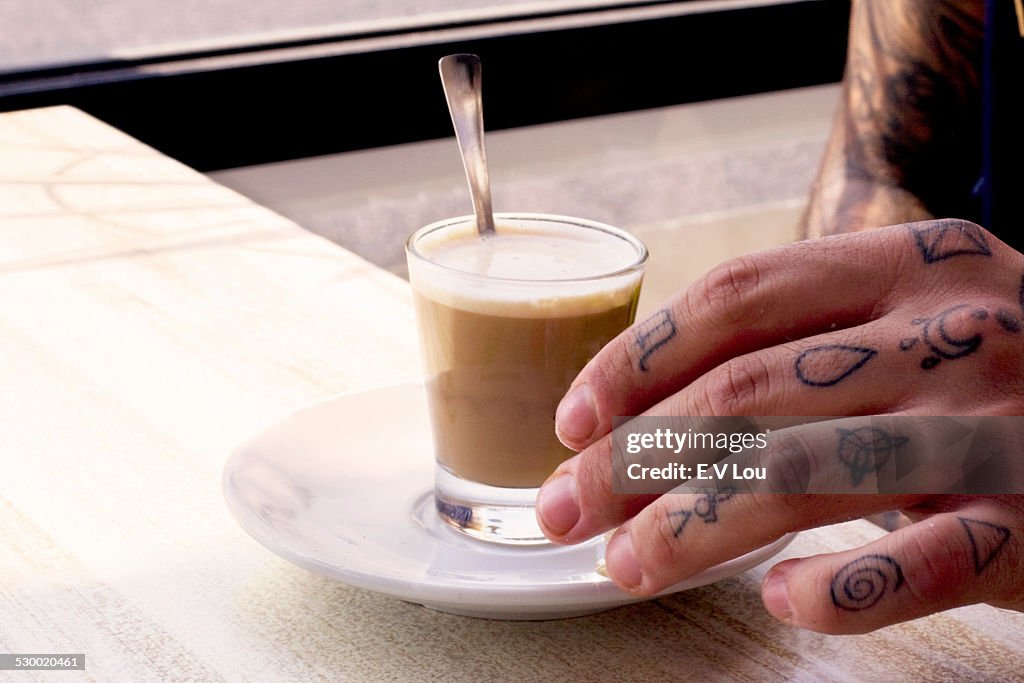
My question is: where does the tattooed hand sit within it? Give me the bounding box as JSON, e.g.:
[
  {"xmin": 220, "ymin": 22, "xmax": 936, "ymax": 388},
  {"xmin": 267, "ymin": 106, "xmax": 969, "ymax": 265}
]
[{"xmin": 536, "ymin": 219, "xmax": 1024, "ymax": 634}]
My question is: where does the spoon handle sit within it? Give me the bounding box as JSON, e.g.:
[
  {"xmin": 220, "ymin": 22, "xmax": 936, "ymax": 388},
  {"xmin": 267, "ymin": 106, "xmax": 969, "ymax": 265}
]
[{"xmin": 439, "ymin": 54, "xmax": 496, "ymax": 235}]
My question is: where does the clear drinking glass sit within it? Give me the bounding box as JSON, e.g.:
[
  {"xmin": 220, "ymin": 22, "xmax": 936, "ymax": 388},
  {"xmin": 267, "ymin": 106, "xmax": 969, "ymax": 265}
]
[{"xmin": 406, "ymin": 213, "xmax": 647, "ymax": 544}]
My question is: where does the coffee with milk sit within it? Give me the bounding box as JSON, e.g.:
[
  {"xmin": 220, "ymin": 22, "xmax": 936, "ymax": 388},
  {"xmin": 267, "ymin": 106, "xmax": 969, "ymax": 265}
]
[{"xmin": 408, "ymin": 216, "xmax": 644, "ymax": 488}]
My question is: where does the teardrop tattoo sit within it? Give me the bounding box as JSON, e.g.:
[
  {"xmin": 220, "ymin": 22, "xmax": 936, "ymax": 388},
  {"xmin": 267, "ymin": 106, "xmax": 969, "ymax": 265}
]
[{"xmin": 795, "ymin": 344, "xmax": 878, "ymax": 387}]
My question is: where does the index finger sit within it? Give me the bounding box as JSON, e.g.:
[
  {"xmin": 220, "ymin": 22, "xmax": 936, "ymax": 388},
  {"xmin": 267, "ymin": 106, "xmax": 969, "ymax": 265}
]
[{"xmin": 553, "ymin": 220, "xmax": 996, "ymax": 450}]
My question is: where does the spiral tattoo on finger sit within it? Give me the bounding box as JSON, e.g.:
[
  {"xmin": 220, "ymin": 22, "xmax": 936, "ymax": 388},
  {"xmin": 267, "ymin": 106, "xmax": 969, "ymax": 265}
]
[{"xmin": 830, "ymin": 554, "xmax": 905, "ymax": 611}]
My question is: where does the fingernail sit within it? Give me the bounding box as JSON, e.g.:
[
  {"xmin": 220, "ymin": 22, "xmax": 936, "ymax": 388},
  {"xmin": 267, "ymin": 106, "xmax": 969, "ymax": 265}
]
[
  {"xmin": 536, "ymin": 474, "xmax": 580, "ymax": 537},
  {"xmin": 605, "ymin": 530, "xmax": 642, "ymax": 590},
  {"xmin": 555, "ymin": 384, "xmax": 598, "ymax": 446},
  {"xmin": 762, "ymin": 566, "xmax": 793, "ymax": 623}
]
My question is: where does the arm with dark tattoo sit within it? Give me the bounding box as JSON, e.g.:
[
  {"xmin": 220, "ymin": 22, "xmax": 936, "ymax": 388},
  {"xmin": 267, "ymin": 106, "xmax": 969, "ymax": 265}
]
[{"xmin": 802, "ymin": 0, "xmax": 986, "ymax": 237}]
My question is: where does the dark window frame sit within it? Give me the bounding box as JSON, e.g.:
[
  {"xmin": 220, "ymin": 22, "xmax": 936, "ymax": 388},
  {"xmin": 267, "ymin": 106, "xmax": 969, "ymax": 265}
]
[{"xmin": 0, "ymin": 0, "xmax": 850, "ymax": 171}]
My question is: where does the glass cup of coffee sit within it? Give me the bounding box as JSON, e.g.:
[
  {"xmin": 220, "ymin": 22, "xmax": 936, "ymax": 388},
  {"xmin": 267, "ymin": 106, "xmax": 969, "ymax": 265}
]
[{"xmin": 406, "ymin": 213, "xmax": 647, "ymax": 545}]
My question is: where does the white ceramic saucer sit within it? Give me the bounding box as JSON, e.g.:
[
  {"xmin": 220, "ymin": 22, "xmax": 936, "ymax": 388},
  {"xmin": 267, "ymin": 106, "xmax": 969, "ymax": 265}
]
[{"xmin": 223, "ymin": 383, "xmax": 796, "ymax": 620}]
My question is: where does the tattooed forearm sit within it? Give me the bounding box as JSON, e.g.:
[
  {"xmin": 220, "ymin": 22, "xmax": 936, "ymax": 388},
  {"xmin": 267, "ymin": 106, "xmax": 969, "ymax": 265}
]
[
  {"xmin": 958, "ymin": 517, "xmax": 1011, "ymax": 574},
  {"xmin": 911, "ymin": 220, "xmax": 991, "ymax": 263},
  {"xmin": 795, "ymin": 344, "xmax": 878, "ymax": 387},
  {"xmin": 802, "ymin": 0, "xmax": 985, "ymax": 237},
  {"xmin": 849, "ymin": 0, "xmax": 984, "ymax": 210},
  {"xmin": 899, "ymin": 305, "xmax": 986, "ymax": 370},
  {"xmin": 831, "ymin": 554, "xmax": 905, "ymax": 611},
  {"xmin": 634, "ymin": 309, "xmax": 677, "ymax": 372},
  {"xmin": 668, "ymin": 488, "xmax": 735, "ymax": 538},
  {"xmin": 836, "ymin": 427, "xmax": 909, "ymax": 487}
]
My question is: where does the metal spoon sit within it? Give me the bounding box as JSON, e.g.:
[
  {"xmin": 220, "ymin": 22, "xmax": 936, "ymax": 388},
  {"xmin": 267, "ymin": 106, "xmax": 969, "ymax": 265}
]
[{"xmin": 438, "ymin": 53, "xmax": 496, "ymax": 235}]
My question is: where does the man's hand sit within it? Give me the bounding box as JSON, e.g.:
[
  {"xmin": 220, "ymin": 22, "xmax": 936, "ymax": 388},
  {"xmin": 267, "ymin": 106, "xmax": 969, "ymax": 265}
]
[{"xmin": 536, "ymin": 219, "xmax": 1024, "ymax": 634}]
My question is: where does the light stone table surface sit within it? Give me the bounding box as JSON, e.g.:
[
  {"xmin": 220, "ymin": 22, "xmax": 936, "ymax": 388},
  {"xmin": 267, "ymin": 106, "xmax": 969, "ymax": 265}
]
[{"xmin": 1, "ymin": 105, "xmax": 1022, "ymax": 682}]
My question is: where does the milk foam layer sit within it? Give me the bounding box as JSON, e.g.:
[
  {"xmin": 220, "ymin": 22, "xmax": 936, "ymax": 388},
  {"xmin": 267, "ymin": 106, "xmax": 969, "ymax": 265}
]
[
  {"xmin": 429, "ymin": 229, "xmax": 637, "ymax": 279},
  {"xmin": 409, "ymin": 218, "xmax": 645, "ymax": 317}
]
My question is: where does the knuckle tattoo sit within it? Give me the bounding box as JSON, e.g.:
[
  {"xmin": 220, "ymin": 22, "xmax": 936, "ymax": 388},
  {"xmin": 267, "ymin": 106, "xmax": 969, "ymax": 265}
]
[
  {"xmin": 665, "ymin": 488, "xmax": 736, "ymax": 539},
  {"xmin": 632, "ymin": 308, "xmax": 677, "ymax": 372},
  {"xmin": 899, "ymin": 304, "xmax": 987, "ymax": 370},
  {"xmin": 910, "ymin": 219, "xmax": 992, "ymax": 265},
  {"xmin": 958, "ymin": 516, "xmax": 1011, "ymax": 575},
  {"xmin": 835, "ymin": 426, "xmax": 909, "ymax": 487}
]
